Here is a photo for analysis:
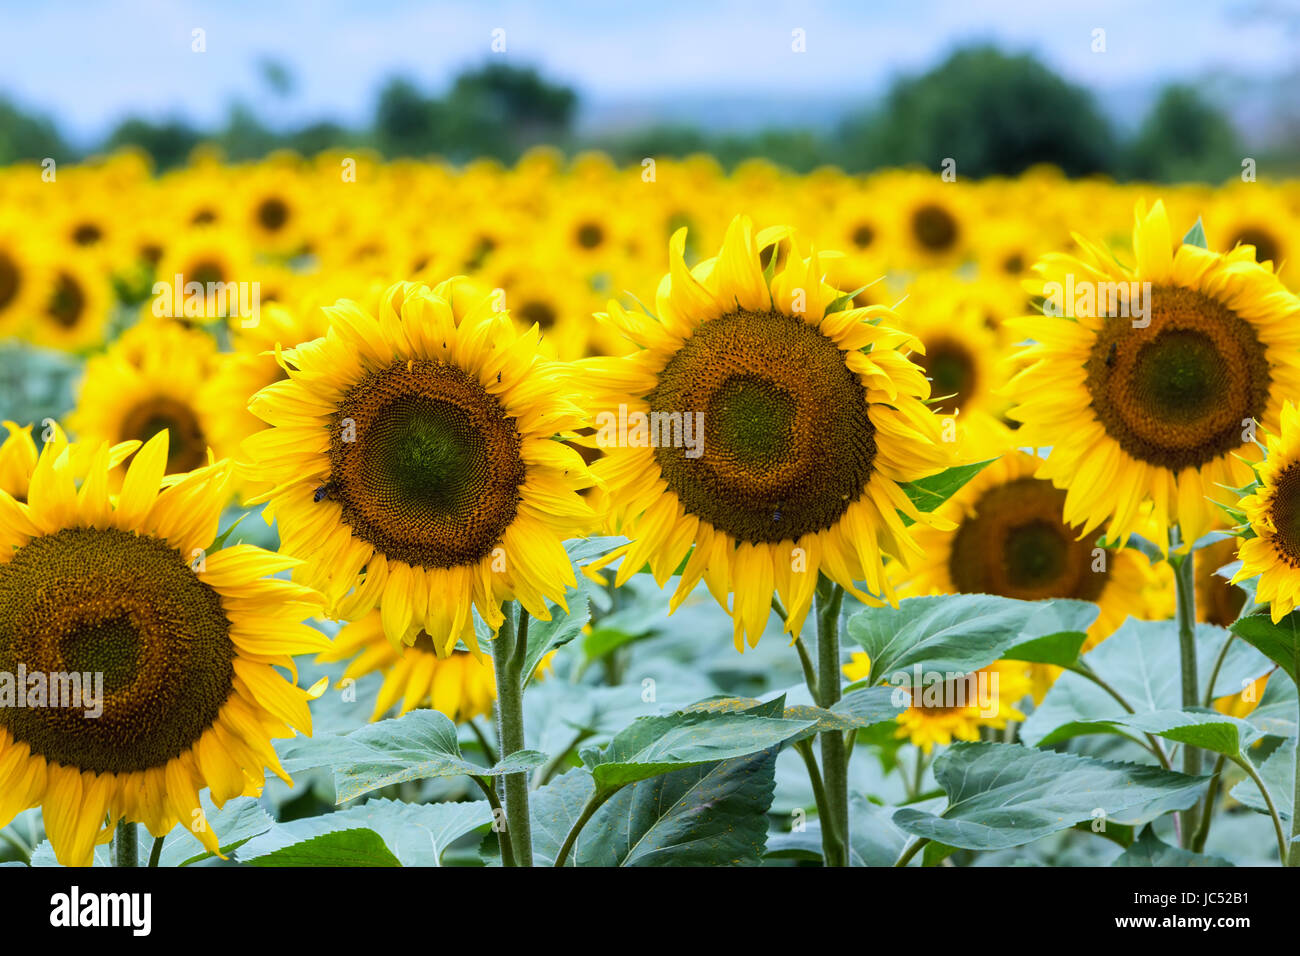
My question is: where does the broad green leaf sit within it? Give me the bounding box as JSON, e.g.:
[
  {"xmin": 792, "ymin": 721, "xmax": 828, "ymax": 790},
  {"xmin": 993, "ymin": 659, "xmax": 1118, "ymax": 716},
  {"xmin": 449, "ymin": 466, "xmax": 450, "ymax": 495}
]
[
  {"xmin": 1035, "ymin": 708, "xmax": 1259, "ymax": 757},
  {"xmin": 1113, "ymin": 826, "xmax": 1232, "ymax": 867},
  {"xmin": 783, "ymin": 686, "xmax": 906, "ymax": 742},
  {"xmin": 580, "ymin": 710, "xmax": 815, "ymax": 790},
  {"xmin": 525, "ymin": 769, "xmax": 597, "ymax": 867},
  {"xmin": 276, "ymin": 710, "xmax": 547, "ymax": 803},
  {"xmin": 246, "ymin": 829, "xmax": 402, "ymax": 867},
  {"xmin": 891, "ymin": 743, "xmax": 1205, "ymax": 850},
  {"xmin": 238, "ymin": 798, "xmax": 492, "ymax": 866},
  {"xmin": 516, "ymin": 587, "xmax": 591, "ymax": 688},
  {"xmin": 1230, "ymin": 610, "xmax": 1300, "ymax": 684},
  {"xmin": 847, "ymin": 594, "xmax": 1098, "ymax": 686},
  {"xmin": 577, "ymin": 746, "xmax": 780, "ymax": 866},
  {"xmin": 1021, "ymin": 619, "xmax": 1271, "ymax": 747},
  {"xmin": 897, "ymin": 459, "xmax": 995, "ymax": 521},
  {"xmin": 1004, "ymin": 630, "xmax": 1088, "ymax": 667}
]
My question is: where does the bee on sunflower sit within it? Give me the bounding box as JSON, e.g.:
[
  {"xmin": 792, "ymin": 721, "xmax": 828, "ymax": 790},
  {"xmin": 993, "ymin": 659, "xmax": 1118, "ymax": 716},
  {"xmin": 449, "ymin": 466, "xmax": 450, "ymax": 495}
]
[
  {"xmin": 240, "ymin": 279, "xmax": 595, "ymax": 656},
  {"xmin": 581, "ymin": 215, "xmax": 954, "ymax": 650},
  {"xmin": 0, "ymin": 433, "xmax": 328, "ymax": 865}
]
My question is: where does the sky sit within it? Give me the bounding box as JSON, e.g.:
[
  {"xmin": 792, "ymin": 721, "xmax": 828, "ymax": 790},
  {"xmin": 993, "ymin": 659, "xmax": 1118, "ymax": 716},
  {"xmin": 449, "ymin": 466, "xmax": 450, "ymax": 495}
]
[{"xmin": 1, "ymin": 0, "xmax": 1297, "ymax": 143}]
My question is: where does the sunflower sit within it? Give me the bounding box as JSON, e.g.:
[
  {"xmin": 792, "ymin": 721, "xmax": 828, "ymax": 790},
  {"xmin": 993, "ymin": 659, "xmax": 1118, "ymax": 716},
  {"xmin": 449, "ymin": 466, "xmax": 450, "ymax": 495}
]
[
  {"xmin": 0, "ymin": 433, "xmax": 328, "ymax": 865},
  {"xmin": 240, "ymin": 280, "xmax": 594, "ymax": 656},
  {"xmin": 896, "ymin": 415, "xmax": 1156, "ymax": 649},
  {"xmin": 151, "ymin": 226, "xmax": 256, "ymax": 325},
  {"xmin": 581, "ymin": 216, "xmax": 953, "ymax": 650},
  {"xmin": 200, "ymin": 302, "xmax": 327, "ymax": 470},
  {"xmin": 1232, "ymin": 401, "xmax": 1300, "ymax": 622},
  {"xmin": 240, "ymin": 164, "xmax": 310, "ymax": 255},
  {"xmin": 68, "ymin": 321, "xmax": 221, "ymax": 479},
  {"xmin": 0, "ymin": 421, "xmax": 136, "ymax": 502},
  {"xmin": 0, "ymin": 423, "xmax": 40, "ymax": 499},
  {"xmin": 893, "ymin": 274, "xmax": 1008, "ymax": 418},
  {"xmin": 843, "ymin": 652, "xmax": 1033, "ymax": 754},
  {"xmin": 319, "ymin": 610, "xmax": 555, "ymax": 723},
  {"xmin": 0, "ymin": 218, "xmax": 49, "ymax": 338},
  {"xmin": 30, "ymin": 258, "xmax": 112, "ymax": 353},
  {"xmin": 1004, "ymin": 199, "xmax": 1300, "ymax": 552},
  {"xmin": 887, "ymin": 172, "xmax": 971, "ymax": 268}
]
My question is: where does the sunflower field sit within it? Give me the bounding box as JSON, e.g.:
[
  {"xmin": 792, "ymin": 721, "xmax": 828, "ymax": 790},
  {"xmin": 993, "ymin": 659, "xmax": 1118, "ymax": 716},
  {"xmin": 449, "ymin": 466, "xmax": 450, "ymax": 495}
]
[{"xmin": 2, "ymin": 148, "xmax": 1300, "ymax": 877}]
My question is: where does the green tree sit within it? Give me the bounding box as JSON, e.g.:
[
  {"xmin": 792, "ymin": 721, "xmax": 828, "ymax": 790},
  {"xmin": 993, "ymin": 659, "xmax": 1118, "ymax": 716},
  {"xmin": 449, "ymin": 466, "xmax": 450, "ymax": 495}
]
[
  {"xmin": 0, "ymin": 97, "xmax": 69, "ymax": 164},
  {"xmin": 104, "ymin": 118, "xmax": 201, "ymax": 170},
  {"xmin": 1127, "ymin": 84, "xmax": 1240, "ymax": 182},
  {"xmin": 840, "ymin": 46, "xmax": 1117, "ymax": 177}
]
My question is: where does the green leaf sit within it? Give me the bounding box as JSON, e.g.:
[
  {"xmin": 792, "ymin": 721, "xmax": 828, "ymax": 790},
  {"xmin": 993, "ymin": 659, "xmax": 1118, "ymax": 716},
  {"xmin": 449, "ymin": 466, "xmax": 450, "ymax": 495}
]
[
  {"xmin": 516, "ymin": 588, "xmax": 591, "ymax": 688},
  {"xmin": 847, "ymin": 594, "xmax": 1099, "ymax": 686},
  {"xmin": 1004, "ymin": 630, "xmax": 1088, "ymax": 667},
  {"xmin": 1113, "ymin": 826, "xmax": 1232, "ymax": 867},
  {"xmin": 891, "ymin": 743, "xmax": 1205, "ymax": 850},
  {"xmin": 897, "ymin": 459, "xmax": 996, "ymax": 522},
  {"xmin": 276, "ymin": 709, "xmax": 547, "ymax": 803},
  {"xmin": 1035, "ymin": 708, "xmax": 1259, "ymax": 757},
  {"xmin": 579, "ymin": 746, "xmax": 780, "ymax": 866},
  {"xmin": 245, "ymin": 829, "xmax": 402, "ymax": 867},
  {"xmin": 1021, "ymin": 619, "xmax": 1271, "ymax": 747},
  {"xmin": 238, "ymin": 798, "xmax": 492, "ymax": 866},
  {"xmin": 783, "ymin": 686, "xmax": 907, "ymax": 742},
  {"xmin": 1230, "ymin": 610, "xmax": 1300, "ymax": 684},
  {"xmin": 1182, "ymin": 218, "xmax": 1208, "ymax": 249},
  {"xmin": 580, "ymin": 710, "xmax": 815, "ymax": 790}
]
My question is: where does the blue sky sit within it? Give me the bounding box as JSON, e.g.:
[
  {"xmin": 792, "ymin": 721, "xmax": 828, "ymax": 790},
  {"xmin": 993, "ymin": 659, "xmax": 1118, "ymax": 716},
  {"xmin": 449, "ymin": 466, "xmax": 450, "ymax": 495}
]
[{"xmin": 1, "ymin": 0, "xmax": 1296, "ymax": 142}]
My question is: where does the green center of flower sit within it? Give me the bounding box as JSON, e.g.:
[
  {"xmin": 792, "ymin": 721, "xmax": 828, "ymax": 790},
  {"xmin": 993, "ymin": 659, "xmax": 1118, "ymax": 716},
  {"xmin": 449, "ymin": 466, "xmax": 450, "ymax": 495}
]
[
  {"xmin": 1086, "ymin": 286, "xmax": 1270, "ymax": 472},
  {"xmin": 649, "ymin": 309, "xmax": 877, "ymax": 544},
  {"xmin": 0, "ymin": 528, "xmax": 235, "ymax": 774},
  {"xmin": 949, "ymin": 477, "xmax": 1109, "ymax": 601},
  {"xmin": 329, "ymin": 360, "xmax": 526, "ymax": 568}
]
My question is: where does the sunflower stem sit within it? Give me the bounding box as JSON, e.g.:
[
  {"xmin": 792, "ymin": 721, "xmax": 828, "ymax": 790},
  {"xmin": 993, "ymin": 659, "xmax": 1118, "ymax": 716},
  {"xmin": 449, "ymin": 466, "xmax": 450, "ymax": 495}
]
[
  {"xmin": 1173, "ymin": 547, "xmax": 1201, "ymax": 845},
  {"xmin": 113, "ymin": 822, "xmax": 139, "ymax": 867},
  {"xmin": 815, "ymin": 577, "xmax": 849, "ymax": 867},
  {"xmin": 492, "ymin": 605, "xmax": 534, "ymax": 867},
  {"xmin": 1232, "ymin": 753, "xmax": 1289, "ymax": 863},
  {"xmin": 147, "ymin": 835, "xmax": 165, "ymax": 868}
]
